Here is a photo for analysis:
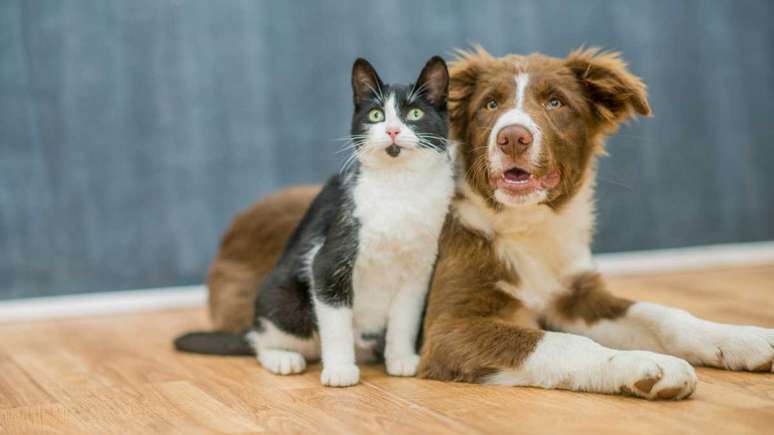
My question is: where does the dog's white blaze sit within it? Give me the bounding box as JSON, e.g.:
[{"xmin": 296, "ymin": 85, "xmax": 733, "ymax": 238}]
[
  {"xmin": 515, "ymin": 73, "xmax": 529, "ymax": 110},
  {"xmin": 487, "ymin": 73, "xmax": 543, "ymax": 172}
]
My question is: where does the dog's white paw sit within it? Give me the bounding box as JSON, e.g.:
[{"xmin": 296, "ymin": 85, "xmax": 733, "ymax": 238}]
[
  {"xmin": 610, "ymin": 351, "xmax": 697, "ymax": 400},
  {"xmin": 386, "ymin": 354, "xmax": 420, "ymax": 377},
  {"xmin": 258, "ymin": 349, "xmax": 307, "ymax": 375},
  {"xmin": 320, "ymin": 364, "xmax": 360, "ymax": 387},
  {"xmin": 679, "ymin": 324, "xmax": 774, "ymax": 372}
]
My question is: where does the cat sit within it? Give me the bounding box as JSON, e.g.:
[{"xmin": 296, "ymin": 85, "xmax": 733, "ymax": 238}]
[{"xmin": 175, "ymin": 56, "xmax": 455, "ymax": 387}]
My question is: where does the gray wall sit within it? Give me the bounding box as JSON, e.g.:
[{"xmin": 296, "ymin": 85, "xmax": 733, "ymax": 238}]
[{"xmin": 2, "ymin": 0, "xmax": 773, "ymax": 299}]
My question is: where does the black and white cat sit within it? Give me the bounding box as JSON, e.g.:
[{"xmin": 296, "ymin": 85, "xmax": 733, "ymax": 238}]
[{"xmin": 175, "ymin": 57, "xmax": 455, "ymax": 387}]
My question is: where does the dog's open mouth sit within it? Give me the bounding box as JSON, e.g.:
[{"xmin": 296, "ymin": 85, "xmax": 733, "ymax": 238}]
[
  {"xmin": 492, "ymin": 166, "xmax": 561, "ymax": 196},
  {"xmin": 504, "ymin": 167, "xmax": 532, "ymax": 184}
]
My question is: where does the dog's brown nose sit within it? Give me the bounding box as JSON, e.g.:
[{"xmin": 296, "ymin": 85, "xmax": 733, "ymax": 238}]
[{"xmin": 497, "ymin": 125, "xmax": 533, "ymax": 157}]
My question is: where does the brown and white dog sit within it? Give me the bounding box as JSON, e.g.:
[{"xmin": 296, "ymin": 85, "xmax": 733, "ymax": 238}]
[{"xmin": 207, "ymin": 48, "xmax": 774, "ymax": 400}]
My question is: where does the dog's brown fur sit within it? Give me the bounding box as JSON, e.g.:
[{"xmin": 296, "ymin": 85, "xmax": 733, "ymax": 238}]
[
  {"xmin": 554, "ymin": 272, "xmax": 633, "ymax": 325},
  {"xmin": 208, "ymin": 185, "xmax": 319, "ymax": 332},
  {"xmin": 417, "ymin": 214, "xmax": 543, "ymax": 382}
]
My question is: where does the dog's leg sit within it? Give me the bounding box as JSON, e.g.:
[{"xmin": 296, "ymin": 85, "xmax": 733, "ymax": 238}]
[
  {"xmin": 544, "ymin": 272, "xmax": 774, "ymax": 372},
  {"xmin": 421, "ymin": 314, "xmax": 696, "ymax": 400}
]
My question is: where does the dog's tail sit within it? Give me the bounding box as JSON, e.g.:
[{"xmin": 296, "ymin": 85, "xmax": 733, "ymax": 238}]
[{"xmin": 173, "ymin": 331, "xmax": 253, "ymax": 356}]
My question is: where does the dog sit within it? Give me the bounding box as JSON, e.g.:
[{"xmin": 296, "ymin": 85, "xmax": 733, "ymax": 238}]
[{"xmin": 205, "ymin": 47, "xmax": 774, "ymax": 400}]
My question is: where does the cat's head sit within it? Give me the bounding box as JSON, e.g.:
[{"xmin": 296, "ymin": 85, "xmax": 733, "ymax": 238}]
[{"xmin": 349, "ymin": 57, "xmax": 451, "ymax": 169}]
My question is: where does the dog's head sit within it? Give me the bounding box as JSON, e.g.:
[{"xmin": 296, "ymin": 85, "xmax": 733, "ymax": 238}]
[{"xmin": 449, "ymin": 47, "xmax": 650, "ymax": 209}]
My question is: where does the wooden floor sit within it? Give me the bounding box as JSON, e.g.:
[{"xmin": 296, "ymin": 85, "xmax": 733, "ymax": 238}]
[{"xmin": 1, "ymin": 265, "xmax": 773, "ymax": 435}]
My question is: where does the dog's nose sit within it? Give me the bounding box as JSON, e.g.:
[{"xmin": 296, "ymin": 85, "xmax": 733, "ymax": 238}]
[{"xmin": 496, "ymin": 125, "xmax": 533, "ymax": 156}]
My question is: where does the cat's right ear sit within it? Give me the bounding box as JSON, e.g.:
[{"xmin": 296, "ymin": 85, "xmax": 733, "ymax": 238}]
[{"xmin": 352, "ymin": 58, "xmax": 385, "ymax": 107}]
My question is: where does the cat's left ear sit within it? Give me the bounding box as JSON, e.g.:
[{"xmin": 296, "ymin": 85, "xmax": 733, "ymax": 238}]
[
  {"xmin": 414, "ymin": 56, "xmax": 449, "ymax": 110},
  {"xmin": 352, "ymin": 58, "xmax": 385, "ymax": 107}
]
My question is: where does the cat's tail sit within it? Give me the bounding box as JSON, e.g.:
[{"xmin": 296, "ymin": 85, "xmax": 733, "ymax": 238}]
[{"xmin": 173, "ymin": 331, "xmax": 254, "ymax": 356}]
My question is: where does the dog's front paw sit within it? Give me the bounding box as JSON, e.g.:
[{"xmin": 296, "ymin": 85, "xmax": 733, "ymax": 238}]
[
  {"xmin": 706, "ymin": 326, "xmax": 774, "ymax": 372},
  {"xmin": 386, "ymin": 354, "xmax": 420, "ymax": 377},
  {"xmin": 611, "ymin": 351, "xmax": 697, "ymax": 400},
  {"xmin": 679, "ymin": 324, "xmax": 774, "ymax": 372},
  {"xmin": 320, "ymin": 364, "xmax": 360, "ymax": 387}
]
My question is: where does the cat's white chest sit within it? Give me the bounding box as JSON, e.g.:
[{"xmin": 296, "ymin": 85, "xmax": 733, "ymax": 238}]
[{"xmin": 349, "ymin": 161, "xmax": 454, "ymax": 339}]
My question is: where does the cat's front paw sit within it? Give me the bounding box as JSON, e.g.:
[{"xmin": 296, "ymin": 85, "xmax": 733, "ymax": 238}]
[
  {"xmin": 385, "ymin": 354, "xmax": 420, "ymax": 377},
  {"xmin": 320, "ymin": 364, "xmax": 360, "ymax": 387}
]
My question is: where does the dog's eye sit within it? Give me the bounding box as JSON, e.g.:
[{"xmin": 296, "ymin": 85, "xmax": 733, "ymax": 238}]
[
  {"xmin": 486, "ymin": 99, "xmax": 498, "ymax": 110},
  {"xmin": 546, "ymin": 98, "xmax": 563, "ymax": 110},
  {"xmin": 368, "ymin": 109, "xmax": 385, "ymax": 122}
]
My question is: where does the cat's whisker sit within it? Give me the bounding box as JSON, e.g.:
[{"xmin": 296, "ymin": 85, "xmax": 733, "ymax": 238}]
[
  {"xmin": 333, "ymin": 135, "xmax": 368, "ymax": 142},
  {"xmin": 417, "ymin": 134, "xmax": 453, "ymax": 144},
  {"xmin": 335, "ymin": 138, "xmax": 367, "ymax": 155},
  {"xmin": 338, "ymin": 147, "xmax": 365, "ymax": 175},
  {"xmin": 418, "ymin": 140, "xmax": 444, "ymax": 153},
  {"xmin": 335, "ymin": 144, "xmax": 361, "ymax": 155}
]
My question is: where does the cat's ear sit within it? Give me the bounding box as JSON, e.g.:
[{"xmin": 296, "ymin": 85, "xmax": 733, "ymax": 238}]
[
  {"xmin": 414, "ymin": 56, "xmax": 449, "ymax": 109},
  {"xmin": 352, "ymin": 58, "xmax": 385, "ymax": 106}
]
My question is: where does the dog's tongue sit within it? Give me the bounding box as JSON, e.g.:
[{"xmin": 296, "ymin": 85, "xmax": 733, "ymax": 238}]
[{"xmin": 504, "ymin": 168, "xmax": 531, "ymax": 182}]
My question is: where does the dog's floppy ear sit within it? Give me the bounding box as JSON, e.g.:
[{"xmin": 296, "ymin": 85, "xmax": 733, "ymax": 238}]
[
  {"xmin": 352, "ymin": 58, "xmax": 385, "ymax": 107},
  {"xmin": 448, "ymin": 46, "xmax": 492, "ymax": 137},
  {"xmin": 565, "ymin": 48, "xmax": 651, "ymax": 132},
  {"xmin": 414, "ymin": 56, "xmax": 449, "ymax": 109}
]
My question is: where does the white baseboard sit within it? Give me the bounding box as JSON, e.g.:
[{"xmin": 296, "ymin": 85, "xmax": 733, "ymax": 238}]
[
  {"xmin": 0, "ymin": 286, "xmax": 206, "ymax": 323},
  {"xmin": 1, "ymin": 241, "xmax": 772, "ymax": 323},
  {"xmin": 595, "ymin": 240, "xmax": 774, "ymax": 275}
]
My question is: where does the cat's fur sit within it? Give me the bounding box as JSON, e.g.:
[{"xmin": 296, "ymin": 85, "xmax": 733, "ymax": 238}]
[{"xmin": 175, "ymin": 57, "xmax": 455, "ymax": 387}]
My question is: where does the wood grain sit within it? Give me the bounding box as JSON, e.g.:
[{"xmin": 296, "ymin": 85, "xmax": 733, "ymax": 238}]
[{"xmin": 1, "ymin": 265, "xmax": 773, "ymax": 434}]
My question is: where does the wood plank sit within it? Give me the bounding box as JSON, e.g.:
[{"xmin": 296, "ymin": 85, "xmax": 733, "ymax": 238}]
[
  {"xmin": 0, "ymin": 404, "xmax": 85, "ymax": 435},
  {"xmin": 0, "ymin": 264, "xmax": 772, "ymax": 434}
]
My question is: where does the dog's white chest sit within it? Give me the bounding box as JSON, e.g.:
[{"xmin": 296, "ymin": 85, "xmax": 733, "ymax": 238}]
[{"xmin": 456, "ymin": 182, "xmax": 596, "ymax": 313}]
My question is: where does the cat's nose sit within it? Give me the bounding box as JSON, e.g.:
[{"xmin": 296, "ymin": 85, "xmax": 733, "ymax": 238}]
[{"xmin": 386, "ymin": 128, "xmax": 400, "ymax": 141}]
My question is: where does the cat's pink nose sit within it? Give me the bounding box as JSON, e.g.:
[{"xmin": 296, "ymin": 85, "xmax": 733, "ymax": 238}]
[{"xmin": 386, "ymin": 128, "xmax": 400, "ymax": 140}]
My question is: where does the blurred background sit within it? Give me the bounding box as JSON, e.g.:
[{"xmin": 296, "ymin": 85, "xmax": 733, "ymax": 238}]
[{"xmin": 2, "ymin": 0, "xmax": 773, "ymax": 300}]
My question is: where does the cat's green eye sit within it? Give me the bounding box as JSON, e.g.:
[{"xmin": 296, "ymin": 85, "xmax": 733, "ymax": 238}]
[
  {"xmin": 368, "ymin": 109, "xmax": 385, "ymax": 123},
  {"xmin": 406, "ymin": 108, "xmax": 424, "ymax": 121}
]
